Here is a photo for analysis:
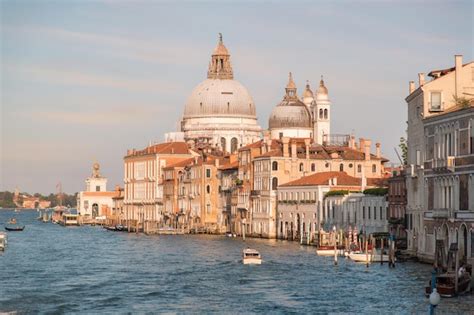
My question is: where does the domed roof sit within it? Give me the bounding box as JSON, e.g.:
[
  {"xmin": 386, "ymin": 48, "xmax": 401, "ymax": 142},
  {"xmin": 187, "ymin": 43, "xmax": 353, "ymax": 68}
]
[
  {"xmin": 269, "ymin": 73, "xmax": 312, "ymax": 129},
  {"xmin": 303, "ymin": 81, "xmax": 314, "ymax": 98},
  {"xmin": 183, "ymin": 34, "xmax": 257, "ymax": 118},
  {"xmin": 316, "ymin": 76, "xmax": 330, "ymax": 102},
  {"xmin": 184, "ymin": 79, "xmax": 256, "ymax": 118}
]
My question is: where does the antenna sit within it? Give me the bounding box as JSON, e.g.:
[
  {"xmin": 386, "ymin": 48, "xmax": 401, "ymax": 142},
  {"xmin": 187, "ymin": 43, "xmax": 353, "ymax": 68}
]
[{"xmin": 393, "ymin": 147, "xmax": 403, "ymax": 165}]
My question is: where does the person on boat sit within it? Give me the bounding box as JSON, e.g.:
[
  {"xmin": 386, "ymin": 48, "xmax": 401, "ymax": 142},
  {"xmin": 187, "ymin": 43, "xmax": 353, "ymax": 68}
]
[{"xmin": 458, "ymin": 265, "xmax": 466, "ymax": 277}]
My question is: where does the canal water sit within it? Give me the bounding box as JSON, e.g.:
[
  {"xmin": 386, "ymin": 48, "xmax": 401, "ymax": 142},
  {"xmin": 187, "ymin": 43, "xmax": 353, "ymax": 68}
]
[{"xmin": 1, "ymin": 210, "xmax": 473, "ymax": 314}]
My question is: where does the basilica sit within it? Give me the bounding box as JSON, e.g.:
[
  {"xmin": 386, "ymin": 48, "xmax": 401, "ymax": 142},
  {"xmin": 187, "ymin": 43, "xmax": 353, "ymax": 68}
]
[{"xmin": 166, "ymin": 34, "xmax": 333, "ymax": 151}]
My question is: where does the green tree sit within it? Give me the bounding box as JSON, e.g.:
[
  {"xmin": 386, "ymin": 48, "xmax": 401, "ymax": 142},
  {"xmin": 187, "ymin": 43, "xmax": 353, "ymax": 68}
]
[{"xmin": 399, "ymin": 137, "xmax": 408, "ymax": 165}]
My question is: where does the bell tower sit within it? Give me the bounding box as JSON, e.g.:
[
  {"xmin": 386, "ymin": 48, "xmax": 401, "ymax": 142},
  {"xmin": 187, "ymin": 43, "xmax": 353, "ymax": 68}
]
[
  {"xmin": 207, "ymin": 33, "xmax": 233, "ymax": 80},
  {"xmin": 314, "ymin": 76, "xmax": 331, "ymax": 145}
]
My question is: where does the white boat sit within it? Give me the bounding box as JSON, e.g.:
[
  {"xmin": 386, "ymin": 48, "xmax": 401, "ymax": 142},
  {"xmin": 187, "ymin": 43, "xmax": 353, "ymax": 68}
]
[
  {"xmin": 348, "ymin": 251, "xmax": 390, "ymax": 263},
  {"xmin": 0, "ymin": 232, "xmax": 7, "ymax": 251},
  {"xmin": 316, "ymin": 245, "xmax": 344, "ymax": 256},
  {"xmin": 242, "ymin": 248, "xmax": 262, "ymax": 265}
]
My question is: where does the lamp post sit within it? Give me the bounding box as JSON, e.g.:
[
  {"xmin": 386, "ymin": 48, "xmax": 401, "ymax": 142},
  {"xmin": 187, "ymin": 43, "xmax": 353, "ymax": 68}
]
[{"xmin": 429, "ymin": 269, "xmax": 440, "ymax": 315}]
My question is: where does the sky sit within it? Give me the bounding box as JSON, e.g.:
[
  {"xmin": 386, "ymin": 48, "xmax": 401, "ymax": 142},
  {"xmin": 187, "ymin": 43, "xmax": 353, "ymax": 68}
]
[{"xmin": 1, "ymin": 0, "xmax": 473, "ymax": 194}]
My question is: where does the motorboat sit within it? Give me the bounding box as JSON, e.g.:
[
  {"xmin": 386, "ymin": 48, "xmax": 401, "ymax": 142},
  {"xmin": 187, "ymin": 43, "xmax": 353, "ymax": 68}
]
[
  {"xmin": 348, "ymin": 250, "xmax": 390, "ymax": 263},
  {"xmin": 242, "ymin": 248, "xmax": 262, "ymax": 265},
  {"xmin": 5, "ymin": 225, "xmax": 25, "ymax": 232},
  {"xmin": 316, "ymin": 245, "xmax": 344, "ymax": 256},
  {"xmin": 0, "ymin": 232, "xmax": 7, "ymax": 251},
  {"xmin": 425, "ymin": 271, "xmax": 472, "ymax": 297}
]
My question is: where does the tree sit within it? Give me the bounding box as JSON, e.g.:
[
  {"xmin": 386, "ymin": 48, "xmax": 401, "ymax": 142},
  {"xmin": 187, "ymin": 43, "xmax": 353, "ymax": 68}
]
[{"xmin": 399, "ymin": 137, "xmax": 408, "ymax": 165}]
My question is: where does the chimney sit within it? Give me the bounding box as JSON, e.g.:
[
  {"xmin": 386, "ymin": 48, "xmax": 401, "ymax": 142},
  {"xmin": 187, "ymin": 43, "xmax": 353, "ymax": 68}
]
[
  {"xmin": 455, "ymin": 55, "xmax": 463, "ymax": 98},
  {"xmin": 375, "ymin": 142, "xmax": 381, "ymax": 158},
  {"xmin": 409, "ymin": 81, "xmax": 415, "ymax": 94},
  {"xmin": 266, "ymin": 138, "xmax": 272, "ymax": 152},
  {"xmin": 304, "ymin": 139, "xmax": 310, "ymax": 159},
  {"xmin": 291, "ymin": 141, "xmax": 297, "ymax": 159},
  {"xmin": 260, "ymin": 140, "xmax": 266, "ymax": 155},
  {"xmin": 282, "ymin": 137, "xmax": 290, "ymax": 158},
  {"xmin": 348, "ymin": 135, "xmax": 356, "ymax": 149},
  {"xmin": 359, "ymin": 138, "xmax": 365, "ymax": 152},
  {"xmin": 418, "ymin": 73, "xmax": 425, "ymax": 87},
  {"xmin": 364, "ymin": 139, "xmax": 372, "ymax": 161}
]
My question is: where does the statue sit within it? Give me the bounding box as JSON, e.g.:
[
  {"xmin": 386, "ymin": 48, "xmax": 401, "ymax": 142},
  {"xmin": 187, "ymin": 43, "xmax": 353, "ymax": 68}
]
[{"xmin": 92, "ymin": 162, "xmax": 101, "ymax": 178}]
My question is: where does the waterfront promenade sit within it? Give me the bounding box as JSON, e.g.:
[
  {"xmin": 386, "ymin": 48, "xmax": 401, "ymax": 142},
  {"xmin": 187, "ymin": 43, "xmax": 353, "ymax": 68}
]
[{"xmin": 1, "ymin": 210, "xmax": 473, "ymax": 314}]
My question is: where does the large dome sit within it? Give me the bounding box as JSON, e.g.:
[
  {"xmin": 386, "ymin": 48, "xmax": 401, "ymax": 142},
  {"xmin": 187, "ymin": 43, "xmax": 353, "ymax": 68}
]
[
  {"xmin": 183, "ymin": 79, "xmax": 256, "ymax": 118},
  {"xmin": 269, "ymin": 73, "xmax": 312, "ymax": 129}
]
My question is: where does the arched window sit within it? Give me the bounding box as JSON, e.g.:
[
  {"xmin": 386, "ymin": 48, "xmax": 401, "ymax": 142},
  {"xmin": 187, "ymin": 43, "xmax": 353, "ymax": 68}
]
[
  {"xmin": 311, "ymin": 163, "xmax": 315, "ymax": 172},
  {"xmin": 272, "ymin": 177, "xmax": 278, "ymax": 190},
  {"xmin": 272, "ymin": 161, "xmax": 278, "ymax": 171},
  {"xmin": 319, "ymin": 108, "xmax": 323, "ymax": 119},
  {"xmin": 324, "ymin": 108, "xmax": 328, "ymax": 119},
  {"xmin": 231, "ymin": 137, "xmax": 238, "ymax": 153},
  {"xmin": 357, "ymin": 165, "xmax": 362, "ymax": 173},
  {"xmin": 372, "ymin": 164, "xmax": 377, "ymax": 173},
  {"xmin": 220, "ymin": 137, "xmax": 226, "ymax": 152},
  {"xmin": 206, "ymin": 185, "xmax": 210, "ymax": 194},
  {"xmin": 299, "ymin": 163, "xmax": 304, "ymax": 172},
  {"xmin": 339, "ymin": 163, "xmax": 344, "ymax": 172}
]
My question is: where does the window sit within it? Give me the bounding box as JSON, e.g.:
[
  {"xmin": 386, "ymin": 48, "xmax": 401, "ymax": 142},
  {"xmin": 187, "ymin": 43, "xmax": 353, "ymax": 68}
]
[
  {"xmin": 372, "ymin": 164, "xmax": 376, "ymax": 173},
  {"xmin": 311, "ymin": 163, "xmax": 315, "ymax": 172},
  {"xmin": 206, "ymin": 169, "xmax": 211, "ymax": 178},
  {"xmin": 319, "ymin": 108, "xmax": 323, "ymax": 119},
  {"xmin": 363, "ymin": 206, "xmax": 365, "ymax": 219},
  {"xmin": 96, "ymin": 186, "xmax": 100, "ymax": 192},
  {"xmin": 299, "ymin": 163, "xmax": 304, "ymax": 172},
  {"xmin": 231, "ymin": 137, "xmax": 238, "ymax": 153},
  {"xmin": 206, "ymin": 185, "xmax": 210, "ymax": 194},
  {"xmin": 279, "ymin": 132, "xmax": 283, "ymax": 139},
  {"xmin": 357, "ymin": 165, "xmax": 362, "ymax": 173},
  {"xmin": 272, "ymin": 177, "xmax": 278, "ymax": 190},
  {"xmin": 368, "ymin": 206, "xmax": 371, "ymax": 219},
  {"xmin": 220, "ymin": 137, "xmax": 226, "ymax": 152},
  {"xmin": 324, "ymin": 108, "xmax": 328, "ymax": 119},
  {"xmin": 380, "ymin": 206, "xmax": 383, "ymax": 220},
  {"xmin": 374, "ymin": 206, "xmax": 377, "ymax": 220},
  {"xmin": 349, "ymin": 163, "xmax": 353, "ymax": 168},
  {"xmin": 430, "ymin": 92, "xmax": 442, "ymax": 111},
  {"xmin": 339, "ymin": 163, "xmax": 344, "ymax": 172},
  {"xmin": 272, "ymin": 161, "xmax": 278, "ymax": 171}
]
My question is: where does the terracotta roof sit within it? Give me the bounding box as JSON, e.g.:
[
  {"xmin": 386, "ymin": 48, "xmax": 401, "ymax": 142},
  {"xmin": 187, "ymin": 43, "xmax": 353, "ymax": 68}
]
[
  {"xmin": 281, "ymin": 172, "xmax": 361, "ymax": 187},
  {"xmin": 219, "ymin": 160, "xmax": 239, "ymax": 170},
  {"xmin": 163, "ymin": 157, "xmax": 195, "ymax": 169}
]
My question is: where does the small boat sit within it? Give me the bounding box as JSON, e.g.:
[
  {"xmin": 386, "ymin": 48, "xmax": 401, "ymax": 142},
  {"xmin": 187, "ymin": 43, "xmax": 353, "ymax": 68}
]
[
  {"xmin": 348, "ymin": 250, "xmax": 390, "ymax": 263},
  {"xmin": 242, "ymin": 248, "xmax": 262, "ymax": 265},
  {"xmin": 8, "ymin": 218, "xmax": 17, "ymax": 225},
  {"xmin": 425, "ymin": 272, "xmax": 472, "ymax": 297},
  {"xmin": 5, "ymin": 226, "xmax": 25, "ymax": 232},
  {"xmin": 0, "ymin": 232, "xmax": 7, "ymax": 251},
  {"xmin": 316, "ymin": 245, "xmax": 344, "ymax": 256},
  {"xmin": 225, "ymin": 232, "xmax": 233, "ymax": 238}
]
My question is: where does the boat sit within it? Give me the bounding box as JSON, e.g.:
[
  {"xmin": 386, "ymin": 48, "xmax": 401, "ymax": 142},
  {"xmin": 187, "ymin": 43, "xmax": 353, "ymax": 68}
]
[
  {"xmin": 8, "ymin": 218, "xmax": 17, "ymax": 225},
  {"xmin": 0, "ymin": 232, "xmax": 7, "ymax": 251},
  {"xmin": 316, "ymin": 245, "xmax": 345, "ymax": 256},
  {"xmin": 59, "ymin": 214, "xmax": 79, "ymax": 226},
  {"xmin": 348, "ymin": 250, "xmax": 390, "ymax": 263},
  {"xmin": 425, "ymin": 272, "xmax": 471, "ymax": 297},
  {"xmin": 242, "ymin": 248, "xmax": 262, "ymax": 265},
  {"xmin": 5, "ymin": 226, "xmax": 25, "ymax": 231}
]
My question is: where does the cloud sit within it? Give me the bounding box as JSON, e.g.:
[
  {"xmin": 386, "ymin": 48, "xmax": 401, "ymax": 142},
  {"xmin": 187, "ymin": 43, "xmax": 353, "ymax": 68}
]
[{"xmin": 4, "ymin": 63, "xmax": 176, "ymax": 92}]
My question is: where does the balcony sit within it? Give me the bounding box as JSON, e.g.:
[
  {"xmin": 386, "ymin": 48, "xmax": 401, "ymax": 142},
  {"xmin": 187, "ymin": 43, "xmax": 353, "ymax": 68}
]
[
  {"xmin": 424, "ymin": 208, "xmax": 449, "ymax": 219},
  {"xmin": 250, "ymin": 190, "xmax": 261, "ymax": 198},
  {"xmin": 455, "ymin": 211, "xmax": 474, "ymax": 220}
]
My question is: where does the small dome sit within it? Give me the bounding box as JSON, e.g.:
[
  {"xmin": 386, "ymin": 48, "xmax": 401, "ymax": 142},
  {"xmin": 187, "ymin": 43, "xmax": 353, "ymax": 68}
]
[
  {"xmin": 184, "ymin": 79, "xmax": 256, "ymax": 118},
  {"xmin": 316, "ymin": 76, "xmax": 330, "ymax": 102},
  {"xmin": 269, "ymin": 99, "xmax": 312, "ymax": 129},
  {"xmin": 303, "ymin": 81, "xmax": 314, "ymax": 98},
  {"xmin": 269, "ymin": 73, "xmax": 312, "ymax": 129}
]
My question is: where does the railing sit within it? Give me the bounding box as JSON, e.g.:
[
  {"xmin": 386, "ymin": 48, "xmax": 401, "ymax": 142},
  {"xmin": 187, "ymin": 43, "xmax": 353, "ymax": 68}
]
[{"xmin": 250, "ymin": 190, "xmax": 261, "ymax": 197}]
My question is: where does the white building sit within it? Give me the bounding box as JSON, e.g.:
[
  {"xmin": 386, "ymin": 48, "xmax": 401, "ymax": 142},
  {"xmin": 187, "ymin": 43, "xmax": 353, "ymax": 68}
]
[
  {"xmin": 180, "ymin": 34, "xmax": 262, "ymax": 153},
  {"xmin": 77, "ymin": 162, "xmax": 118, "ymax": 218}
]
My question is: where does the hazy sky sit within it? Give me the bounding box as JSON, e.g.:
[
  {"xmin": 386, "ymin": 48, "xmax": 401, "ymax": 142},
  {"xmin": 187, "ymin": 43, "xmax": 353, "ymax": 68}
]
[{"xmin": 1, "ymin": 1, "xmax": 472, "ymax": 194}]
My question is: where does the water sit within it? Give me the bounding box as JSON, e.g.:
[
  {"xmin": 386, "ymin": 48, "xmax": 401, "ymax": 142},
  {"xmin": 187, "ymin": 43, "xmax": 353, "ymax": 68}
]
[{"xmin": 1, "ymin": 210, "xmax": 473, "ymax": 314}]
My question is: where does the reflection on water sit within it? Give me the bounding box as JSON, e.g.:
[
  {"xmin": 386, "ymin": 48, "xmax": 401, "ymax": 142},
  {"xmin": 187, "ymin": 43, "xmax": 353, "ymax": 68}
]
[{"xmin": 1, "ymin": 210, "xmax": 473, "ymax": 314}]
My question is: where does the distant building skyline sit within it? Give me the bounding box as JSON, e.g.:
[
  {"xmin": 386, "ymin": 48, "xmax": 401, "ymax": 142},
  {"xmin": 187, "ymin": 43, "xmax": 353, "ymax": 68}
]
[{"xmin": 1, "ymin": 1, "xmax": 472, "ymax": 194}]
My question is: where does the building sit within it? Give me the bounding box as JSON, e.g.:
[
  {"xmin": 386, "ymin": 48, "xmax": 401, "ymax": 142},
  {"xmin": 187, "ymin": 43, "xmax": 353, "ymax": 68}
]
[
  {"xmin": 179, "ymin": 34, "xmax": 262, "ymax": 152},
  {"xmin": 388, "ymin": 170, "xmax": 407, "ymax": 248},
  {"xmin": 77, "ymin": 162, "xmax": 119, "ymax": 218},
  {"xmin": 405, "ymin": 54, "xmax": 474, "ymax": 264},
  {"xmin": 123, "ymin": 142, "xmax": 195, "ymax": 232},
  {"xmin": 277, "ymin": 171, "xmax": 386, "ymax": 242}
]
